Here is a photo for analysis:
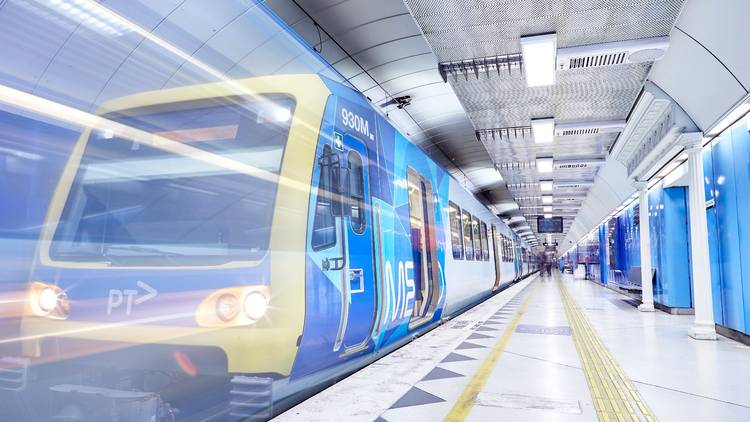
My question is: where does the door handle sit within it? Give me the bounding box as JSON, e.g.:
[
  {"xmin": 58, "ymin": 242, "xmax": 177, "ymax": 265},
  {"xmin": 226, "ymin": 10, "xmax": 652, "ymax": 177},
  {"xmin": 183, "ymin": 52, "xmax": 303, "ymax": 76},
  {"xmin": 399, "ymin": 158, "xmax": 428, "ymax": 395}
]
[{"xmin": 323, "ymin": 256, "xmax": 345, "ymax": 271}]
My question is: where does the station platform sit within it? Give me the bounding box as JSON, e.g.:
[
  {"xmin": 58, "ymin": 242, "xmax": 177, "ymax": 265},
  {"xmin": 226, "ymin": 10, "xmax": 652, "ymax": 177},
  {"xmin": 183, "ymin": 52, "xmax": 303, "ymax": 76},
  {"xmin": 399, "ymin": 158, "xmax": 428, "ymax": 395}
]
[{"xmin": 275, "ymin": 273, "xmax": 750, "ymax": 422}]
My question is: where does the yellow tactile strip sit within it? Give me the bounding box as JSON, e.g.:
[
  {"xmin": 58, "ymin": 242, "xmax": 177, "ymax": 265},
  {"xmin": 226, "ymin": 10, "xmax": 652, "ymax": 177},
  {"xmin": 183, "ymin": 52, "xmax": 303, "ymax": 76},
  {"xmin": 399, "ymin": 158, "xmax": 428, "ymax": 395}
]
[{"xmin": 556, "ymin": 273, "xmax": 657, "ymax": 422}]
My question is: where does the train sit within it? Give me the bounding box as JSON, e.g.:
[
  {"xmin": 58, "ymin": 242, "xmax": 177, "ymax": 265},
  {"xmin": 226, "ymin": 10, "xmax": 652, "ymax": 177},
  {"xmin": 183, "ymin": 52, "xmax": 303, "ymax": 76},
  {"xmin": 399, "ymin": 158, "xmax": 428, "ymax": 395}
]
[{"xmin": 2, "ymin": 73, "xmax": 537, "ymax": 420}]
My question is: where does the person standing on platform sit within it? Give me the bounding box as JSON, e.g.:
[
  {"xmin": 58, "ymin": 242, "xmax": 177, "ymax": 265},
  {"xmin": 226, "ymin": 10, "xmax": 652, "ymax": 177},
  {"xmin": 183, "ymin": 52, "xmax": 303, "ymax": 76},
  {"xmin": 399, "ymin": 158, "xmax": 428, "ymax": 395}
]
[{"xmin": 584, "ymin": 255, "xmax": 590, "ymax": 280}]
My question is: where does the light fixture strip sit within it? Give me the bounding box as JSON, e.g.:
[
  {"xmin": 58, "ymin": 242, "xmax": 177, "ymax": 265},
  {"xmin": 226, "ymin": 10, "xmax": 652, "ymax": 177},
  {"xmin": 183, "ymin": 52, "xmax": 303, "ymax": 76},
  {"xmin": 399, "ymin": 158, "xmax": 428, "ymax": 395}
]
[
  {"xmin": 520, "ymin": 33, "xmax": 558, "ymax": 87},
  {"xmin": 531, "ymin": 118, "xmax": 555, "ymax": 144}
]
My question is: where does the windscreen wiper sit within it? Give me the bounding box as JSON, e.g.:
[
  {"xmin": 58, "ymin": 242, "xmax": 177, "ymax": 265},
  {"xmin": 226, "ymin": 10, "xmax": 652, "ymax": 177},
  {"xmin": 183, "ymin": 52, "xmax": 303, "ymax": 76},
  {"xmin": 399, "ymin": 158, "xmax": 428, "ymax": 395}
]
[{"xmin": 103, "ymin": 244, "xmax": 185, "ymax": 257}]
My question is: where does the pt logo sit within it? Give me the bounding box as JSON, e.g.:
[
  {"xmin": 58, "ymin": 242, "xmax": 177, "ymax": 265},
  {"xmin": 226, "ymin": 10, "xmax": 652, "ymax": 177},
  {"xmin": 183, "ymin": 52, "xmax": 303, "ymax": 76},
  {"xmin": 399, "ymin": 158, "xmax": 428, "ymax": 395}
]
[{"xmin": 107, "ymin": 281, "xmax": 158, "ymax": 315}]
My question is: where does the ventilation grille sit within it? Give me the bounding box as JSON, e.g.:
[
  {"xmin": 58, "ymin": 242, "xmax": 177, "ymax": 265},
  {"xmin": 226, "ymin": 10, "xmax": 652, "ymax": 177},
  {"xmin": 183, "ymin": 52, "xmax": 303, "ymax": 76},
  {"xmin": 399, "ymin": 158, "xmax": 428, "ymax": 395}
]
[
  {"xmin": 568, "ymin": 52, "xmax": 627, "ymax": 69},
  {"xmin": 561, "ymin": 128, "xmax": 600, "ymax": 136}
]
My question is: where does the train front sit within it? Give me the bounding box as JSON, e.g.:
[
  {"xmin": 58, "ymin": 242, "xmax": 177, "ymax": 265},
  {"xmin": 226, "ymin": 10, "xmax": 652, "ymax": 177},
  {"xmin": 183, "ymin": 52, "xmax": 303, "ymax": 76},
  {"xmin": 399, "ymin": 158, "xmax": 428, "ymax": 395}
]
[{"xmin": 2, "ymin": 75, "xmax": 330, "ymax": 421}]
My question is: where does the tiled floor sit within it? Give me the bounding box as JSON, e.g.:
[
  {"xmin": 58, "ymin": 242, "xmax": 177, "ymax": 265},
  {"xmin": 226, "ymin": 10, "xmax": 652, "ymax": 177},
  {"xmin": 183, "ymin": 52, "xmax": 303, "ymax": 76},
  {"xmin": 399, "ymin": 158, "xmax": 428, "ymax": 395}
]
[{"xmin": 274, "ymin": 272, "xmax": 750, "ymax": 422}]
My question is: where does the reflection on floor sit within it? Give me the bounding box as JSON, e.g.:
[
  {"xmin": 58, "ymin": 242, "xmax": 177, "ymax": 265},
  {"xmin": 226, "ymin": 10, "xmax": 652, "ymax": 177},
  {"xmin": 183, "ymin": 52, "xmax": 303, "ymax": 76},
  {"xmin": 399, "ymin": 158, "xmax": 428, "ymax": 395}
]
[{"xmin": 275, "ymin": 272, "xmax": 750, "ymax": 422}]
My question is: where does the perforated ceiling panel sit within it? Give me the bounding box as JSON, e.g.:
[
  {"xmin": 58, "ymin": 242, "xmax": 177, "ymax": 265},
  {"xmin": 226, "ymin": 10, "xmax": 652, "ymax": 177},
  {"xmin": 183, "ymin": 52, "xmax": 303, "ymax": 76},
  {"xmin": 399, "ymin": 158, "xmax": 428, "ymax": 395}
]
[
  {"xmin": 405, "ymin": 0, "xmax": 685, "ymax": 61},
  {"xmin": 405, "ymin": 0, "xmax": 685, "ymax": 243}
]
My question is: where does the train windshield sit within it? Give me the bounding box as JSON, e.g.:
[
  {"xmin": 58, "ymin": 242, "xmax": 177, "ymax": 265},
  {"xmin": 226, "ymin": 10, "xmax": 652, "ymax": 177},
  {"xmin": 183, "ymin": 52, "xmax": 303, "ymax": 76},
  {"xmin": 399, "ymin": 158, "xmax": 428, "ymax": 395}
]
[{"xmin": 49, "ymin": 96, "xmax": 294, "ymax": 266}]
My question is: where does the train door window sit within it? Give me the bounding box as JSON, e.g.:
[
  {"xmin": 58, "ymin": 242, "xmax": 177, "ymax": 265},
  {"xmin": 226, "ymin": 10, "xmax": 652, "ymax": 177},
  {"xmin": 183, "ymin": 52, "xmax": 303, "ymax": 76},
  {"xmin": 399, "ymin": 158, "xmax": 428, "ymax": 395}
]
[
  {"xmin": 406, "ymin": 168, "xmax": 440, "ymax": 325},
  {"xmin": 491, "ymin": 225, "xmax": 501, "ymax": 287},
  {"xmin": 480, "ymin": 222, "xmax": 489, "ymax": 261},
  {"xmin": 312, "ymin": 144, "xmax": 336, "ymax": 250},
  {"xmin": 448, "ymin": 202, "xmax": 463, "ymax": 259},
  {"xmin": 348, "ymin": 151, "xmax": 365, "ymax": 234},
  {"xmin": 462, "ymin": 210, "xmax": 474, "ymax": 260},
  {"xmin": 472, "ymin": 216, "xmax": 482, "ymax": 261}
]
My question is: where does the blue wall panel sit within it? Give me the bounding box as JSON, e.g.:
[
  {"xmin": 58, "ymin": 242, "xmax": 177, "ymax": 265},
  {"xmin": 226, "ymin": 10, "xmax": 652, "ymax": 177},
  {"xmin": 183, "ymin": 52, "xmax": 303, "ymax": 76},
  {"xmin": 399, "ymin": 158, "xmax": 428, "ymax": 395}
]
[
  {"xmin": 663, "ymin": 187, "xmax": 692, "ymax": 307},
  {"xmin": 599, "ymin": 224, "xmax": 608, "ymax": 285},
  {"xmin": 730, "ymin": 122, "xmax": 750, "ymax": 332},
  {"xmin": 711, "ymin": 129, "xmax": 745, "ymax": 332},
  {"xmin": 704, "ymin": 146, "xmax": 725, "ymax": 325}
]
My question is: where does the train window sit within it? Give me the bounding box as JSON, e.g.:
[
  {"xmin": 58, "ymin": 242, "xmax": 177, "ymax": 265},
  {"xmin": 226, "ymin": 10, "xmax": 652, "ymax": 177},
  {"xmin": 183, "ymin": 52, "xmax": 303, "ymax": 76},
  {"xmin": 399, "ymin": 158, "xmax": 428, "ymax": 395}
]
[
  {"xmin": 462, "ymin": 210, "xmax": 474, "ymax": 260},
  {"xmin": 448, "ymin": 202, "xmax": 463, "ymax": 259},
  {"xmin": 472, "ymin": 216, "xmax": 481, "ymax": 261},
  {"xmin": 480, "ymin": 222, "xmax": 489, "ymax": 261},
  {"xmin": 348, "ymin": 151, "xmax": 365, "ymax": 234},
  {"xmin": 312, "ymin": 145, "xmax": 337, "ymax": 250}
]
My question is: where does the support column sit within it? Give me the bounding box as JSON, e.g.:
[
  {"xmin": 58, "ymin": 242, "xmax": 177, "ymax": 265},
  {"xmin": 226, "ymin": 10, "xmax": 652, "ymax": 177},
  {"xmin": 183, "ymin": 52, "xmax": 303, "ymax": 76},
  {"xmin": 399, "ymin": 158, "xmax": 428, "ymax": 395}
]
[
  {"xmin": 633, "ymin": 181, "xmax": 655, "ymax": 312},
  {"xmin": 681, "ymin": 134, "xmax": 717, "ymax": 340}
]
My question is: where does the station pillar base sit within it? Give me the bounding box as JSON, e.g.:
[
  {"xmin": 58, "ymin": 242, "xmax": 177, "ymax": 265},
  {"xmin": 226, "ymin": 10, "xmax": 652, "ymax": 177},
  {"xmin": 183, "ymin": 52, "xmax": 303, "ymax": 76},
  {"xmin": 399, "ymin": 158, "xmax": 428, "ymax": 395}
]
[
  {"xmin": 688, "ymin": 323, "xmax": 718, "ymax": 341},
  {"xmin": 638, "ymin": 302, "xmax": 655, "ymax": 312}
]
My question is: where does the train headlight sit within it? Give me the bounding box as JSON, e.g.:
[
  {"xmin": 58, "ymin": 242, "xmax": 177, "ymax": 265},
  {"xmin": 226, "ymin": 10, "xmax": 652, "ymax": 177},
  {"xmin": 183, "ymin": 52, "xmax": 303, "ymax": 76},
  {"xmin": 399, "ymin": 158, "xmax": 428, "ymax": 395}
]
[
  {"xmin": 38, "ymin": 288, "xmax": 59, "ymax": 312},
  {"xmin": 196, "ymin": 286, "xmax": 270, "ymax": 327},
  {"xmin": 215, "ymin": 294, "xmax": 240, "ymax": 322},
  {"xmin": 28, "ymin": 282, "xmax": 69, "ymax": 320},
  {"xmin": 243, "ymin": 292, "xmax": 268, "ymax": 320}
]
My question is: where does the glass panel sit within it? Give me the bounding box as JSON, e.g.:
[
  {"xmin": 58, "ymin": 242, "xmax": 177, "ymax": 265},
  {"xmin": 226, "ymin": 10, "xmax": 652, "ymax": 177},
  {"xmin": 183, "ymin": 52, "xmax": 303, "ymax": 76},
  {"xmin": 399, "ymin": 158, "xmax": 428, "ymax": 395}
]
[
  {"xmin": 472, "ymin": 216, "xmax": 481, "ymax": 260},
  {"xmin": 480, "ymin": 222, "xmax": 489, "ymax": 261},
  {"xmin": 449, "ymin": 202, "xmax": 463, "ymax": 259},
  {"xmin": 49, "ymin": 97, "xmax": 293, "ymax": 265},
  {"xmin": 462, "ymin": 210, "xmax": 474, "ymax": 260},
  {"xmin": 348, "ymin": 151, "xmax": 365, "ymax": 234},
  {"xmin": 312, "ymin": 145, "xmax": 337, "ymax": 250}
]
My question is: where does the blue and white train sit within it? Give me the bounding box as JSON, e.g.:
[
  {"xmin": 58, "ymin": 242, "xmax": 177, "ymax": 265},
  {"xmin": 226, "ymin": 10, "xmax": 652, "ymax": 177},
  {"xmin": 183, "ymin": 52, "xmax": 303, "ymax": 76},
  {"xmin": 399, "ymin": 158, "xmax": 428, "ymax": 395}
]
[{"xmin": 4, "ymin": 73, "xmax": 537, "ymax": 420}]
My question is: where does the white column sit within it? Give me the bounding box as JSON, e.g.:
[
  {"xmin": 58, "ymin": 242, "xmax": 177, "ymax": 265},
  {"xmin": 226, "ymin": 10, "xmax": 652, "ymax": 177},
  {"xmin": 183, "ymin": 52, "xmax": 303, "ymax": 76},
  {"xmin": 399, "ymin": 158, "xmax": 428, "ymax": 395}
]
[
  {"xmin": 681, "ymin": 134, "xmax": 717, "ymax": 340},
  {"xmin": 634, "ymin": 181, "xmax": 655, "ymax": 312}
]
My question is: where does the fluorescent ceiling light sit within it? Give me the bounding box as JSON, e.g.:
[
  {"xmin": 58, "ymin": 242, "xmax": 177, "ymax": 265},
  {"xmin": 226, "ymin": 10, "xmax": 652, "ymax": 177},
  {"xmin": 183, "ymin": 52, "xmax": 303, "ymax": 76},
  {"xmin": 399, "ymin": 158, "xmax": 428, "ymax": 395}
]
[
  {"xmin": 539, "ymin": 180, "xmax": 553, "ymax": 191},
  {"xmin": 543, "ymin": 206, "xmax": 552, "ymax": 212},
  {"xmin": 531, "ymin": 118, "xmax": 555, "ymax": 144},
  {"xmin": 542, "ymin": 195, "xmax": 553, "ymax": 204},
  {"xmin": 520, "ymin": 33, "xmax": 557, "ymax": 87},
  {"xmin": 536, "ymin": 157, "xmax": 554, "ymax": 173},
  {"xmin": 544, "ymin": 214, "xmax": 552, "ymax": 219},
  {"xmin": 708, "ymin": 102, "xmax": 750, "ymax": 136}
]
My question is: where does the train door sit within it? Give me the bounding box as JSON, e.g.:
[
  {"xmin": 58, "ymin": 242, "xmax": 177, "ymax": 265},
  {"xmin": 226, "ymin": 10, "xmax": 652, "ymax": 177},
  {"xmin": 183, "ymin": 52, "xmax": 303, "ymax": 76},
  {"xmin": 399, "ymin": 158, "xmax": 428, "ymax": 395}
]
[
  {"xmin": 406, "ymin": 168, "xmax": 441, "ymax": 329},
  {"xmin": 338, "ymin": 134, "xmax": 377, "ymax": 355},
  {"xmin": 491, "ymin": 225, "xmax": 502, "ymax": 289}
]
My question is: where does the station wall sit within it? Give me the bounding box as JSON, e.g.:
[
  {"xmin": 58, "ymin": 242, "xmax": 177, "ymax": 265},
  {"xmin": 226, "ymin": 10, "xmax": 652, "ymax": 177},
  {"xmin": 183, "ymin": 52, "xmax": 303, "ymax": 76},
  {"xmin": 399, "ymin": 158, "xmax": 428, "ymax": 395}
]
[
  {"xmin": 703, "ymin": 116, "xmax": 750, "ymax": 336},
  {"xmin": 648, "ymin": 185, "xmax": 693, "ymax": 309}
]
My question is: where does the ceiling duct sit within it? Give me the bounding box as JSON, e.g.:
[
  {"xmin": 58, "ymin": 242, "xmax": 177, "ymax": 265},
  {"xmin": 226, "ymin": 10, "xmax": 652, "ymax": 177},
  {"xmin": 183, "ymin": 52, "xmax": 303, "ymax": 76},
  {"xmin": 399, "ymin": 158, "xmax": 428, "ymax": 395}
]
[
  {"xmin": 439, "ymin": 53, "xmax": 522, "ymax": 82},
  {"xmin": 554, "ymin": 120, "xmax": 626, "ymax": 137},
  {"xmin": 475, "ymin": 126, "xmax": 531, "ymax": 142},
  {"xmin": 556, "ymin": 36, "xmax": 670, "ymax": 70}
]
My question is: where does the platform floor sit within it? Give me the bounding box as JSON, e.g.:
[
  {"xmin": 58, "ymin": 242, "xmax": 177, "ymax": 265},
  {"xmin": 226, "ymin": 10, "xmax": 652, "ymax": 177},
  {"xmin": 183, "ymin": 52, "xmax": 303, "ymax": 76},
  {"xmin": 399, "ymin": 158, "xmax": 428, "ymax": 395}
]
[{"xmin": 275, "ymin": 272, "xmax": 750, "ymax": 422}]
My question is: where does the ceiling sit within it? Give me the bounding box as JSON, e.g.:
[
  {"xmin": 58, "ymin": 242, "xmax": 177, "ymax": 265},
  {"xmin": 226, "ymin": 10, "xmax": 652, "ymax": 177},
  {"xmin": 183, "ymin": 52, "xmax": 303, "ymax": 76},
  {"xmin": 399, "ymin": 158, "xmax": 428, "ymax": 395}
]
[
  {"xmin": 0, "ymin": 0, "xmax": 747, "ymax": 250},
  {"xmin": 267, "ymin": 0, "xmax": 687, "ymax": 247}
]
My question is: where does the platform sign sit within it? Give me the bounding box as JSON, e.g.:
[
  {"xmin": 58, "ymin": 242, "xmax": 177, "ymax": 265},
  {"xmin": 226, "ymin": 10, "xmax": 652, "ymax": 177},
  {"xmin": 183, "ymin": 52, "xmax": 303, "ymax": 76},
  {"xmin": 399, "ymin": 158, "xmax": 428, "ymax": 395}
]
[{"xmin": 537, "ymin": 216, "xmax": 563, "ymax": 233}]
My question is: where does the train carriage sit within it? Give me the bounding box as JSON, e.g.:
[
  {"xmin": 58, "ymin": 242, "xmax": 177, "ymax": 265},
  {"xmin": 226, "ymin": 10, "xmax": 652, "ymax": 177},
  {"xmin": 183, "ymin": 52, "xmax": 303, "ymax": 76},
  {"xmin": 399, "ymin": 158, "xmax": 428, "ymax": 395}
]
[{"xmin": 5, "ymin": 73, "xmax": 536, "ymax": 420}]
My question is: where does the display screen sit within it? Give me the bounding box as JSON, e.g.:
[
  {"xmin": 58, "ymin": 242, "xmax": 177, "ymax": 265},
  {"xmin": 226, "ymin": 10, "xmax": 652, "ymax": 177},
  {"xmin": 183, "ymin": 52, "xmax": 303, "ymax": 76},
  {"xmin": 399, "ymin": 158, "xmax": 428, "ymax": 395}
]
[{"xmin": 537, "ymin": 216, "xmax": 563, "ymax": 233}]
